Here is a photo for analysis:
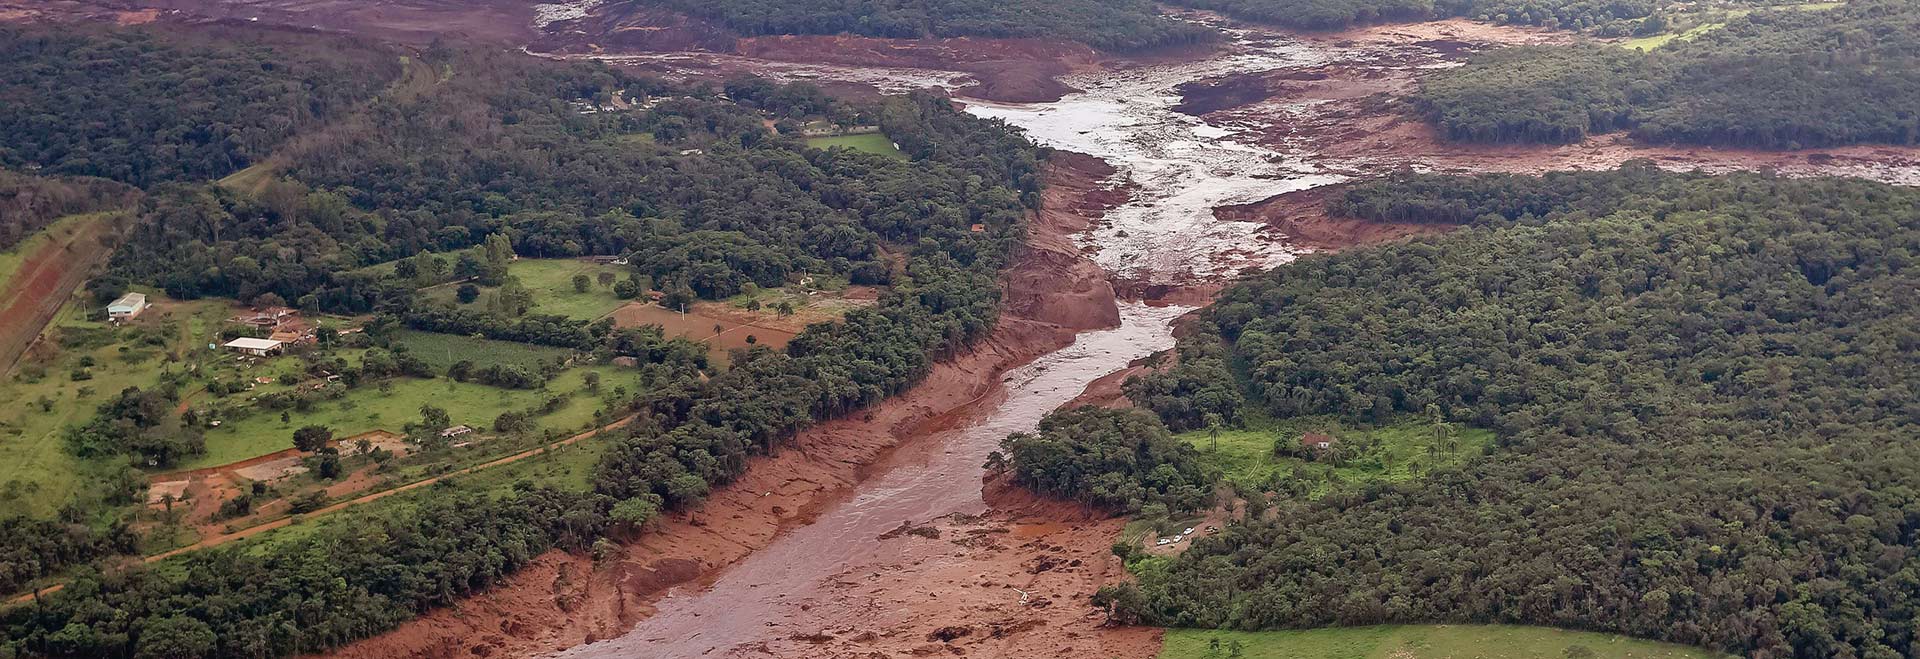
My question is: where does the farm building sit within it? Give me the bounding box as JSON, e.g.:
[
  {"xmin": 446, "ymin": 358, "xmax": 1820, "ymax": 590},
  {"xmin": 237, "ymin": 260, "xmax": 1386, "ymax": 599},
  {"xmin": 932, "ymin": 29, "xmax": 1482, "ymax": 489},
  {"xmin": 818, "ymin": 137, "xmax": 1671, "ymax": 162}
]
[
  {"xmin": 439, "ymin": 425, "xmax": 475, "ymax": 439},
  {"xmin": 1301, "ymin": 432, "xmax": 1336, "ymax": 451},
  {"xmin": 106, "ymin": 292, "xmax": 148, "ymax": 322},
  {"xmin": 222, "ymin": 337, "xmax": 285, "ymax": 357}
]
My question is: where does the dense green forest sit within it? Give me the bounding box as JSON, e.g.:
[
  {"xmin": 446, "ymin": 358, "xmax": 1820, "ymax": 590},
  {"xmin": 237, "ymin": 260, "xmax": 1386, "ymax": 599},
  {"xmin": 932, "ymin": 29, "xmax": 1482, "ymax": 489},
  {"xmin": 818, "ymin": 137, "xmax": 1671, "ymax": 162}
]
[
  {"xmin": 112, "ymin": 49, "xmax": 1029, "ymax": 315},
  {"xmin": 0, "ymin": 27, "xmax": 394, "ymax": 186},
  {"xmin": 993, "ymin": 407, "xmax": 1218, "ymax": 513},
  {"xmin": 637, "ymin": 0, "xmax": 1215, "ymax": 50},
  {"xmin": 1164, "ymin": 0, "xmax": 1655, "ymax": 32},
  {"xmin": 0, "ymin": 17, "xmax": 1045, "ymax": 657},
  {"xmin": 1098, "ymin": 166, "xmax": 1920, "ymax": 659},
  {"xmin": 1420, "ymin": 0, "xmax": 1920, "ymax": 147}
]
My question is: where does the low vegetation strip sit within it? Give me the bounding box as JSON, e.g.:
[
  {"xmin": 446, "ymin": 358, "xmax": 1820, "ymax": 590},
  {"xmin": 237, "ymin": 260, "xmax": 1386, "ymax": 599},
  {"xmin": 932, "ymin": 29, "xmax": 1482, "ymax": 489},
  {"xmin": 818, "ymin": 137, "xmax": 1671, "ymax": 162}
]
[
  {"xmin": 806, "ymin": 133, "xmax": 906, "ymax": 159},
  {"xmin": 1159, "ymin": 625, "xmax": 1729, "ymax": 659}
]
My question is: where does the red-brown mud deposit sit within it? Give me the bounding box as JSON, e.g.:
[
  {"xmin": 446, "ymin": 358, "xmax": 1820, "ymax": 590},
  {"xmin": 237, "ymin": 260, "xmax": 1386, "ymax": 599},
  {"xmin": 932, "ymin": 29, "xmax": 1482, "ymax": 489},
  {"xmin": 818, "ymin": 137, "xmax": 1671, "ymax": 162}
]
[
  {"xmin": 529, "ymin": 4, "xmax": 1112, "ymax": 103},
  {"xmin": 316, "ymin": 152, "xmax": 1130, "ymax": 659},
  {"xmin": 1197, "ymin": 20, "xmax": 1920, "ymax": 185}
]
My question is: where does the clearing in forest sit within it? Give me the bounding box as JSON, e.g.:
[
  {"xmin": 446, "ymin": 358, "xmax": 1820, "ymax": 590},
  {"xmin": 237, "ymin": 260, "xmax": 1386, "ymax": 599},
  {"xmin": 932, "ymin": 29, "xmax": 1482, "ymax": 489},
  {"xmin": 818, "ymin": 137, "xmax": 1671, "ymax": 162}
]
[
  {"xmin": 183, "ymin": 364, "xmax": 637, "ymax": 470},
  {"xmin": 423, "ymin": 258, "xmax": 635, "ymax": 320},
  {"xmin": 806, "ymin": 133, "xmax": 906, "ymax": 159},
  {"xmin": 1178, "ymin": 414, "xmax": 1493, "ymax": 499}
]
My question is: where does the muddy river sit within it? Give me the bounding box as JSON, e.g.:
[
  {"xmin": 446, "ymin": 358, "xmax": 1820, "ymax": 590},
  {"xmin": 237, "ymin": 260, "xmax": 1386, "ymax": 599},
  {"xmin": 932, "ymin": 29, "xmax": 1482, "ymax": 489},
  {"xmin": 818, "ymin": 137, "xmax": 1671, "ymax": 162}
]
[{"xmin": 551, "ymin": 19, "xmax": 1330, "ymax": 659}]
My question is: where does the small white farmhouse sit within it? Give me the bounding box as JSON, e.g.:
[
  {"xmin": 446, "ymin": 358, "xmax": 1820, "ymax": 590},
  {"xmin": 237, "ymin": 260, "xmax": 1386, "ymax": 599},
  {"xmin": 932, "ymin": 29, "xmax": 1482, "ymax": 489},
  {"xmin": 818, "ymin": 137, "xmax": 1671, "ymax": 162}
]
[{"xmin": 106, "ymin": 292, "xmax": 148, "ymax": 322}]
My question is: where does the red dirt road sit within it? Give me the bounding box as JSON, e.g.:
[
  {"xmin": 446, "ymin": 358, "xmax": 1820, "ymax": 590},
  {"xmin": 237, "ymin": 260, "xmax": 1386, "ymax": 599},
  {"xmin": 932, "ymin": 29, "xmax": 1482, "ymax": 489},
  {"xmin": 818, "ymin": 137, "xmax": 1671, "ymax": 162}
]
[{"xmin": 0, "ymin": 215, "xmax": 114, "ymax": 377}]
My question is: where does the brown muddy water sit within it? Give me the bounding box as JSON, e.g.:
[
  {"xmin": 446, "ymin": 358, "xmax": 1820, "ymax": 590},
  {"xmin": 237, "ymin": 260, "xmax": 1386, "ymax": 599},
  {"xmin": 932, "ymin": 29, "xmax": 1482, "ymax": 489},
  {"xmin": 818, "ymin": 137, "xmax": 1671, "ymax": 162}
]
[
  {"xmin": 552, "ymin": 302, "xmax": 1187, "ymax": 657},
  {"xmin": 546, "ymin": 17, "xmax": 1358, "ymax": 659},
  {"xmin": 543, "ymin": 10, "xmax": 1920, "ymax": 657}
]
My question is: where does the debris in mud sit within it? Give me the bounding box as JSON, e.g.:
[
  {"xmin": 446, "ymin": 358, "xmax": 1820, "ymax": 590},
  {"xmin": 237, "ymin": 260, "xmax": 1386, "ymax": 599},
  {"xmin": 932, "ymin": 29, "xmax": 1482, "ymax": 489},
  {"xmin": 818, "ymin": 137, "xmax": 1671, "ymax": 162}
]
[
  {"xmin": 927, "ymin": 625, "xmax": 974, "ymax": 642},
  {"xmin": 791, "ymin": 631, "xmax": 836, "ymax": 644},
  {"xmin": 880, "ymin": 521, "xmax": 944, "ymax": 540}
]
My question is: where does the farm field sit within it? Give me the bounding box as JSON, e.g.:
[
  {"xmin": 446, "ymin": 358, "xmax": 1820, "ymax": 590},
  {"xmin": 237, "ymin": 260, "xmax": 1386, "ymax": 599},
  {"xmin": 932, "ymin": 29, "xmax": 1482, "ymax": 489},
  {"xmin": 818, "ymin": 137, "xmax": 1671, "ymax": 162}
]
[
  {"xmin": 1178, "ymin": 414, "xmax": 1493, "ymax": 498},
  {"xmin": 610, "ymin": 302, "xmax": 798, "ymax": 359},
  {"xmin": 1159, "ymin": 625, "xmax": 1730, "ymax": 659},
  {"xmin": 805, "ymin": 133, "xmax": 905, "ymax": 159},
  {"xmin": 390, "ymin": 329, "xmax": 575, "ymax": 372},
  {"xmin": 425, "ymin": 258, "xmax": 633, "ymax": 319},
  {"xmin": 184, "ymin": 365, "xmax": 639, "ymax": 470},
  {"xmin": 0, "ymin": 294, "xmax": 233, "ymax": 516}
]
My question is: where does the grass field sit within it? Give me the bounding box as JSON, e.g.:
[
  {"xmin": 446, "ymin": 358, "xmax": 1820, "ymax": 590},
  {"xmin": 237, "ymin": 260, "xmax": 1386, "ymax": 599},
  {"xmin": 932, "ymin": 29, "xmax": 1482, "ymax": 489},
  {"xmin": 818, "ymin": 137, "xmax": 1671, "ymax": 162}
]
[
  {"xmin": 186, "ymin": 365, "xmax": 638, "ymax": 469},
  {"xmin": 1180, "ymin": 415, "xmax": 1493, "ymax": 498},
  {"xmin": 1159, "ymin": 625, "xmax": 1729, "ymax": 659},
  {"xmin": 1621, "ymin": 2, "xmax": 1844, "ymax": 50},
  {"xmin": 426, "ymin": 258, "xmax": 633, "ymax": 320},
  {"xmin": 0, "ymin": 294, "xmax": 233, "ymax": 516},
  {"xmin": 806, "ymin": 133, "xmax": 905, "ymax": 159},
  {"xmin": 214, "ymin": 161, "xmax": 281, "ymax": 196},
  {"xmin": 390, "ymin": 330, "xmax": 575, "ymax": 373}
]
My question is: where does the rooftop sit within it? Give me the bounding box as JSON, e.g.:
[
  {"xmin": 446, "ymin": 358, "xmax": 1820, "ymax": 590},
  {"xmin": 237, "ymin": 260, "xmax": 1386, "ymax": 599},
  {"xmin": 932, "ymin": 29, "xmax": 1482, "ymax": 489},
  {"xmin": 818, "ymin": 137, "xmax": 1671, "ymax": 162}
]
[
  {"xmin": 108, "ymin": 292, "xmax": 147, "ymax": 309},
  {"xmin": 223, "ymin": 337, "xmax": 285, "ymax": 351}
]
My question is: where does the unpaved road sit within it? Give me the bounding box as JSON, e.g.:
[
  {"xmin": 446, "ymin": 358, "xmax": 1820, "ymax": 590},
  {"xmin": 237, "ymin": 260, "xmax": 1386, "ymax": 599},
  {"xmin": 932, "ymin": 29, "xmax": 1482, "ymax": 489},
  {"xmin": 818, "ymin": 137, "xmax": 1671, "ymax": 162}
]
[{"xmin": 0, "ymin": 214, "xmax": 116, "ymax": 378}]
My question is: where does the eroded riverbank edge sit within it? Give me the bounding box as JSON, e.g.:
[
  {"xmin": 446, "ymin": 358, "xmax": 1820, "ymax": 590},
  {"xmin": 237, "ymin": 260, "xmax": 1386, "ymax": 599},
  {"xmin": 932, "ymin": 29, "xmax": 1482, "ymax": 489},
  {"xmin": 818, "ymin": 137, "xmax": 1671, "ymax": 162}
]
[{"xmin": 313, "ymin": 150, "xmax": 1128, "ymax": 659}]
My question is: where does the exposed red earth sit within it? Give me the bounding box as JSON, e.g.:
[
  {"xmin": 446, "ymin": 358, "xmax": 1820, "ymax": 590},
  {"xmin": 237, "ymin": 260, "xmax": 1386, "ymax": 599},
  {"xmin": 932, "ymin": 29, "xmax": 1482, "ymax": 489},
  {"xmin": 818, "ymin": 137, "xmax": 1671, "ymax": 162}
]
[
  {"xmin": 1213, "ymin": 185, "xmax": 1452, "ymax": 251},
  {"xmin": 0, "ymin": 0, "xmax": 540, "ymax": 44},
  {"xmin": 0, "ymin": 215, "xmax": 115, "ymax": 377},
  {"xmin": 532, "ymin": 4, "xmax": 1142, "ymax": 103}
]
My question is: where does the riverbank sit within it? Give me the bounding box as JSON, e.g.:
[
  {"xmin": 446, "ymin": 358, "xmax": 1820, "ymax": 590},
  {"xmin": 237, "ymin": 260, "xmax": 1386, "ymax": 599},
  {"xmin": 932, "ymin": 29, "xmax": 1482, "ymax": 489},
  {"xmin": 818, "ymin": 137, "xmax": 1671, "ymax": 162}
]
[{"xmin": 313, "ymin": 150, "xmax": 1126, "ymax": 659}]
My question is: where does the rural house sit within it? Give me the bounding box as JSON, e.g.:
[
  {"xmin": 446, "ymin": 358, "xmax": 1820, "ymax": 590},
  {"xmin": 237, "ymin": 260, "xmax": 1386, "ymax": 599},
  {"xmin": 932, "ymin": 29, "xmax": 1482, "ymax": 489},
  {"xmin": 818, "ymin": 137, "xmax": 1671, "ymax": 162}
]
[
  {"xmin": 222, "ymin": 337, "xmax": 285, "ymax": 357},
  {"xmin": 106, "ymin": 292, "xmax": 148, "ymax": 322},
  {"xmin": 1301, "ymin": 432, "xmax": 1336, "ymax": 451}
]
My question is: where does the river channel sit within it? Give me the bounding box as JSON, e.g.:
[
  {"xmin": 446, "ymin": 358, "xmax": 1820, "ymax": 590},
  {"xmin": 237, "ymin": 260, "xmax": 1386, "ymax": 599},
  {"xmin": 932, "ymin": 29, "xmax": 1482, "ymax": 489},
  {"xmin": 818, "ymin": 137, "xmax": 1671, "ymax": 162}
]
[{"xmin": 552, "ymin": 17, "xmax": 1337, "ymax": 659}]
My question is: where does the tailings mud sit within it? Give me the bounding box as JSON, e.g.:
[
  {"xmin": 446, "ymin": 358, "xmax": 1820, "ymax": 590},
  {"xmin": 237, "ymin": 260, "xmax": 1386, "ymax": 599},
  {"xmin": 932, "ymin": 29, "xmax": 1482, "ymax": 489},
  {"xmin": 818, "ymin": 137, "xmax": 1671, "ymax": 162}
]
[{"xmin": 318, "ymin": 151, "xmax": 1131, "ymax": 659}]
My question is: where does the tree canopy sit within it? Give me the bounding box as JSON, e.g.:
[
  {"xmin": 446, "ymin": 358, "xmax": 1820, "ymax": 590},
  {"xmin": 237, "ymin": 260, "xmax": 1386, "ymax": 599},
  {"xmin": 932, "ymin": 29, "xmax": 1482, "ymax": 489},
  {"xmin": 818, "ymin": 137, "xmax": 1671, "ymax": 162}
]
[
  {"xmin": 1115, "ymin": 166, "xmax": 1920, "ymax": 659},
  {"xmin": 994, "ymin": 407, "xmax": 1219, "ymax": 513},
  {"xmin": 1419, "ymin": 1, "xmax": 1920, "ymax": 148},
  {"xmin": 0, "ymin": 26, "xmax": 394, "ymax": 186},
  {"xmin": 635, "ymin": 0, "xmax": 1216, "ymax": 50}
]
